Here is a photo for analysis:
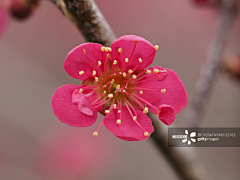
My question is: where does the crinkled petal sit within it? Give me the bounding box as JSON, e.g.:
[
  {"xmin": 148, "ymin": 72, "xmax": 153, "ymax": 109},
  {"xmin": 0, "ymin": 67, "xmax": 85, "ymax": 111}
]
[
  {"xmin": 158, "ymin": 104, "xmax": 176, "ymax": 126},
  {"xmin": 110, "ymin": 35, "xmax": 156, "ymax": 71},
  {"xmin": 104, "ymin": 106, "xmax": 154, "ymax": 141},
  {"xmin": 137, "ymin": 66, "xmax": 188, "ymax": 114},
  {"xmin": 64, "ymin": 43, "xmax": 104, "ymax": 80},
  {"xmin": 51, "ymin": 84, "xmax": 98, "ymax": 127}
]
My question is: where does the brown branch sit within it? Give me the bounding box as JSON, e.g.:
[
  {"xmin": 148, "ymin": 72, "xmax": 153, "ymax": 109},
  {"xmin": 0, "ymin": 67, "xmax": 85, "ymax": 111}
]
[
  {"xmin": 149, "ymin": 113, "xmax": 213, "ymax": 180},
  {"xmin": 186, "ymin": 0, "xmax": 238, "ymax": 127},
  {"xmin": 50, "ymin": 0, "xmax": 116, "ymax": 46}
]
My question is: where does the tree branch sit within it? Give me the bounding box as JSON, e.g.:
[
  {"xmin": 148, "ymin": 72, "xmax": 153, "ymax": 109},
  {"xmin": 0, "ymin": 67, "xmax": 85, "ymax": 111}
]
[
  {"xmin": 186, "ymin": 0, "xmax": 238, "ymax": 127},
  {"xmin": 50, "ymin": 0, "xmax": 116, "ymax": 46}
]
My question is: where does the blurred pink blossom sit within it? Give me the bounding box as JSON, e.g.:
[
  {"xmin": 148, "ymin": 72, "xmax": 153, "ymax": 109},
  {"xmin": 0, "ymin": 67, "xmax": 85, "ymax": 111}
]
[{"xmin": 34, "ymin": 124, "xmax": 117, "ymax": 179}]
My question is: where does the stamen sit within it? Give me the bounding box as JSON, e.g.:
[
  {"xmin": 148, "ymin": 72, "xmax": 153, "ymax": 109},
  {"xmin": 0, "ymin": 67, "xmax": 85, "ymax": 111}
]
[
  {"xmin": 108, "ymin": 94, "xmax": 113, "ymax": 98},
  {"xmin": 118, "ymin": 110, "xmax": 121, "ymax": 113},
  {"xmin": 113, "ymin": 104, "xmax": 117, "ymax": 109},
  {"xmin": 132, "ymin": 75, "xmax": 137, "ymax": 79},
  {"xmin": 118, "ymin": 47, "xmax": 123, "ymax": 53},
  {"xmin": 98, "ymin": 61, "xmax": 102, "ymax": 66},
  {"xmin": 105, "ymin": 110, "xmax": 110, "ymax": 114},
  {"xmin": 125, "ymin": 58, "xmax": 129, "ymax": 63},
  {"xmin": 116, "ymin": 84, "xmax": 121, "ymax": 89},
  {"xmin": 92, "ymin": 70, "xmax": 97, "ymax": 76},
  {"xmin": 132, "ymin": 93, "xmax": 158, "ymax": 111},
  {"xmin": 154, "ymin": 45, "xmax": 159, "ymax": 51},
  {"xmin": 82, "ymin": 49, "xmax": 86, "ymax": 54},
  {"xmin": 138, "ymin": 58, "xmax": 143, "ymax": 63},
  {"xmin": 147, "ymin": 69, "xmax": 151, "ymax": 74},
  {"xmin": 79, "ymin": 71, "xmax": 84, "ymax": 75},
  {"xmin": 133, "ymin": 116, "xmax": 137, "ymax": 121},
  {"xmin": 144, "ymin": 131, "xmax": 149, "ymax": 137},
  {"xmin": 93, "ymin": 131, "xmax": 98, "ymax": 136},
  {"xmin": 154, "ymin": 68, "xmax": 160, "ymax": 74},
  {"xmin": 116, "ymin": 119, "xmax": 121, "ymax": 124},
  {"xmin": 106, "ymin": 53, "xmax": 111, "ymax": 58},
  {"xmin": 95, "ymin": 77, "xmax": 99, "ymax": 82},
  {"xmin": 101, "ymin": 46, "xmax": 105, "ymax": 52},
  {"xmin": 139, "ymin": 90, "xmax": 143, "ymax": 94},
  {"xmin": 128, "ymin": 69, "xmax": 133, "ymax": 74},
  {"xmin": 108, "ymin": 47, "xmax": 112, "ymax": 52},
  {"xmin": 157, "ymin": 110, "xmax": 161, "ymax": 115},
  {"xmin": 161, "ymin": 89, "xmax": 166, "ymax": 93},
  {"xmin": 143, "ymin": 107, "xmax": 148, "ymax": 113},
  {"xmin": 79, "ymin": 88, "xmax": 83, "ymax": 93},
  {"xmin": 123, "ymin": 72, "xmax": 127, "ymax": 77},
  {"xmin": 113, "ymin": 60, "xmax": 117, "ymax": 65}
]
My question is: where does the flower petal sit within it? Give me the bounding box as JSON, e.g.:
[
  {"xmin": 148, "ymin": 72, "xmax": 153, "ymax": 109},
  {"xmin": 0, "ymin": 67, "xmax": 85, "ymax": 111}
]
[
  {"xmin": 158, "ymin": 104, "xmax": 176, "ymax": 126},
  {"xmin": 110, "ymin": 35, "xmax": 156, "ymax": 71},
  {"xmin": 64, "ymin": 43, "xmax": 104, "ymax": 80},
  {"xmin": 51, "ymin": 85, "xmax": 98, "ymax": 127},
  {"xmin": 137, "ymin": 66, "xmax": 188, "ymax": 114},
  {"xmin": 104, "ymin": 106, "xmax": 154, "ymax": 141}
]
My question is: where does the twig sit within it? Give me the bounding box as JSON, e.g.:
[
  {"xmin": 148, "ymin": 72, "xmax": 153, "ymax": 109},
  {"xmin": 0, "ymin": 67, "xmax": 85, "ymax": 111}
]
[
  {"xmin": 149, "ymin": 113, "xmax": 213, "ymax": 180},
  {"xmin": 186, "ymin": 0, "xmax": 238, "ymax": 127},
  {"xmin": 49, "ymin": 0, "xmax": 116, "ymax": 46}
]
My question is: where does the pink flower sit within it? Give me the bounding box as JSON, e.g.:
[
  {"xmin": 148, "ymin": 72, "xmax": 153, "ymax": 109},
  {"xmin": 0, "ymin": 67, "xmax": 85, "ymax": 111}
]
[{"xmin": 51, "ymin": 35, "xmax": 188, "ymax": 141}]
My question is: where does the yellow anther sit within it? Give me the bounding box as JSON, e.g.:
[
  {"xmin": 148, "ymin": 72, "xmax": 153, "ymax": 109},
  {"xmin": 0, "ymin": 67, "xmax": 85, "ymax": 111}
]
[
  {"xmin": 118, "ymin": 47, "xmax": 123, "ymax": 53},
  {"xmin": 132, "ymin": 75, "xmax": 137, "ymax": 79},
  {"xmin": 105, "ymin": 110, "xmax": 110, "ymax": 114},
  {"xmin": 154, "ymin": 68, "xmax": 160, "ymax": 74},
  {"xmin": 101, "ymin": 46, "xmax": 105, "ymax": 52},
  {"xmin": 138, "ymin": 58, "xmax": 143, "ymax": 63},
  {"xmin": 117, "ymin": 110, "xmax": 121, "ymax": 113},
  {"xmin": 98, "ymin": 61, "xmax": 102, "ymax": 66},
  {"xmin": 103, "ymin": 91, "xmax": 106, "ymax": 94},
  {"xmin": 154, "ymin": 45, "xmax": 159, "ymax": 51},
  {"xmin": 143, "ymin": 107, "xmax": 148, "ymax": 114},
  {"xmin": 161, "ymin": 89, "xmax": 166, "ymax": 93},
  {"xmin": 116, "ymin": 84, "xmax": 121, "ymax": 89},
  {"xmin": 113, "ymin": 104, "xmax": 117, "ymax": 109},
  {"xmin": 122, "ymin": 90, "xmax": 126, "ymax": 93},
  {"xmin": 108, "ymin": 94, "xmax": 113, "ymax": 98},
  {"xmin": 79, "ymin": 71, "xmax": 84, "ymax": 75},
  {"xmin": 106, "ymin": 53, "xmax": 111, "ymax": 58},
  {"xmin": 114, "ymin": 73, "xmax": 116, "ymax": 76},
  {"xmin": 82, "ymin": 49, "xmax": 86, "ymax": 54},
  {"xmin": 113, "ymin": 60, "xmax": 117, "ymax": 65},
  {"xmin": 119, "ymin": 72, "xmax": 122, "ymax": 74},
  {"xmin": 133, "ymin": 116, "xmax": 137, "ymax": 121},
  {"xmin": 95, "ymin": 77, "xmax": 99, "ymax": 82},
  {"xmin": 111, "ymin": 79, "xmax": 115, "ymax": 83},
  {"xmin": 164, "ymin": 69, "xmax": 167, "ymax": 72},
  {"xmin": 108, "ymin": 47, "xmax": 112, "ymax": 52},
  {"xmin": 116, "ymin": 119, "xmax": 121, "ymax": 124},
  {"xmin": 147, "ymin": 69, "xmax": 151, "ymax": 74},
  {"xmin": 93, "ymin": 131, "xmax": 98, "ymax": 136},
  {"xmin": 79, "ymin": 88, "xmax": 83, "ymax": 93},
  {"xmin": 92, "ymin": 70, "xmax": 97, "ymax": 76},
  {"xmin": 139, "ymin": 90, "xmax": 143, "ymax": 94},
  {"xmin": 157, "ymin": 110, "xmax": 161, "ymax": 115},
  {"xmin": 144, "ymin": 131, "xmax": 149, "ymax": 137},
  {"xmin": 125, "ymin": 58, "xmax": 129, "ymax": 63},
  {"xmin": 123, "ymin": 72, "xmax": 127, "ymax": 77},
  {"xmin": 128, "ymin": 69, "xmax": 133, "ymax": 74}
]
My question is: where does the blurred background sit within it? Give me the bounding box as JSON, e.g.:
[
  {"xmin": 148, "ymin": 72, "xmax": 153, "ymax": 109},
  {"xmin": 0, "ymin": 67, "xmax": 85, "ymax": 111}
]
[{"xmin": 0, "ymin": 0, "xmax": 240, "ymax": 179}]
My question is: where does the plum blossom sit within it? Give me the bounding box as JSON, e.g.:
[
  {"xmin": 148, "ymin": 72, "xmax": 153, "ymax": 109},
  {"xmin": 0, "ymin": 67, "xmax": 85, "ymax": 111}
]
[{"xmin": 51, "ymin": 35, "xmax": 188, "ymax": 141}]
